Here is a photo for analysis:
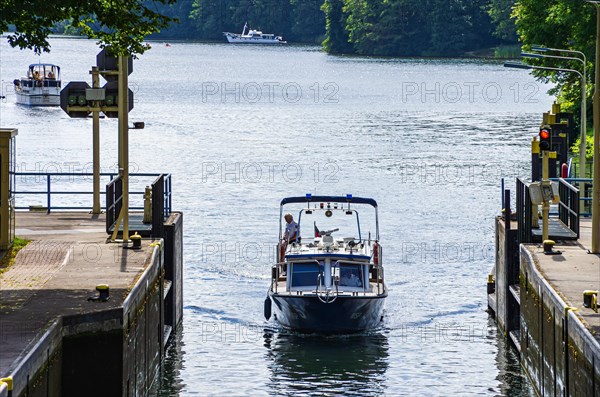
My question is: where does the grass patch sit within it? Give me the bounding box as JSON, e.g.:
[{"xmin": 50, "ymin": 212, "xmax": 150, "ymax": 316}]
[
  {"xmin": 494, "ymin": 44, "xmax": 521, "ymax": 59},
  {"xmin": 0, "ymin": 237, "xmax": 31, "ymax": 275}
]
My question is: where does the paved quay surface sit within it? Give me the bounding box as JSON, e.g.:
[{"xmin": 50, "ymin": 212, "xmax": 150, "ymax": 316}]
[
  {"xmin": 530, "ymin": 218, "xmax": 600, "ymax": 337},
  {"xmin": 0, "ymin": 212, "xmax": 156, "ymax": 375}
]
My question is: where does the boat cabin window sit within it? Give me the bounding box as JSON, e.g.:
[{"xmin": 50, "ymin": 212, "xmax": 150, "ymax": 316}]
[
  {"xmin": 339, "ymin": 264, "xmax": 364, "ymax": 288},
  {"xmin": 290, "ymin": 263, "xmax": 322, "ymax": 287}
]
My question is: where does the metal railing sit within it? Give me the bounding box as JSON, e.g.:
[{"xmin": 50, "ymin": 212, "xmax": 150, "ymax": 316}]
[
  {"xmin": 316, "ymin": 272, "xmax": 339, "ymax": 303},
  {"xmin": 12, "ymin": 172, "xmax": 166, "ymax": 212},
  {"xmin": 515, "ymin": 178, "xmax": 532, "ymax": 244},
  {"xmin": 551, "ymin": 177, "xmax": 591, "ymax": 217},
  {"xmin": 512, "ymin": 177, "xmax": 581, "ymax": 242},
  {"xmin": 14, "ymin": 172, "xmax": 116, "ymax": 211},
  {"xmin": 556, "ymin": 178, "xmax": 580, "ymax": 239},
  {"xmin": 106, "ymin": 175, "xmax": 122, "ymax": 230},
  {"xmin": 106, "ymin": 173, "xmax": 172, "ymax": 236}
]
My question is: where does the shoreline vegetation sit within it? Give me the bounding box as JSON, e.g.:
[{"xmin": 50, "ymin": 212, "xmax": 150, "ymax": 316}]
[
  {"xmin": 5, "ymin": 32, "xmax": 521, "ymax": 60},
  {"xmin": 3, "ymin": 1, "xmax": 589, "ymax": 125},
  {"xmin": 9, "ymin": 0, "xmax": 520, "ymax": 59}
]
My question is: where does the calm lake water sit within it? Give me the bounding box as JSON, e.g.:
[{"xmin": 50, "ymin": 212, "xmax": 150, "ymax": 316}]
[{"xmin": 0, "ymin": 36, "xmax": 553, "ymax": 396}]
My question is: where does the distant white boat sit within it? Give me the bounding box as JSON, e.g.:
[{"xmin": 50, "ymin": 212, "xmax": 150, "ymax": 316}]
[
  {"xmin": 13, "ymin": 64, "xmax": 61, "ymax": 106},
  {"xmin": 223, "ymin": 23, "xmax": 286, "ymax": 44}
]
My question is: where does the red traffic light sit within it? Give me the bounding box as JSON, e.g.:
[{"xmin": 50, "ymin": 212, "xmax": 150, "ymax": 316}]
[{"xmin": 539, "ymin": 127, "xmax": 552, "ymax": 151}]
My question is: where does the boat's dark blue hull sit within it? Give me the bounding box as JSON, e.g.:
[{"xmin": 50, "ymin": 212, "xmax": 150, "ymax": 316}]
[{"xmin": 269, "ymin": 292, "xmax": 386, "ymax": 333}]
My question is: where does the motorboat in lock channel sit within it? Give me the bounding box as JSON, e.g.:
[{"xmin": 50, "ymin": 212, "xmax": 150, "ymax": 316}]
[{"xmin": 264, "ymin": 194, "xmax": 387, "ymax": 333}]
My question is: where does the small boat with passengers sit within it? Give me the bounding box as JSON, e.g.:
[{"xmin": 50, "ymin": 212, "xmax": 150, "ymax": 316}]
[
  {"xmin": 13, "ymin": 63, "xmax": 61, "ymax": 106},
  {"xmin": 223, "ymin": 23, "xmax": 286, "ymax": 44},
  {"xmin": 265, "ymin": 194, "xmax": 387, "ymax": 333}
]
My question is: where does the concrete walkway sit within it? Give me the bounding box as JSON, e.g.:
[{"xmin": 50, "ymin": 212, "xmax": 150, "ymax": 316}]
[
  {"xmin": 532, "ymin": 218, "xmax": 600, "ymax": 336},
  {"xmin": 0, "ymin": 212, "xmax": 156, "ymax": 375}
]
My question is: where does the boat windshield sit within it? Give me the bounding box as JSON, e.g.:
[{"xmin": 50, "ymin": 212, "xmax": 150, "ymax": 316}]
[{"xmin": 281, "ymin": 205, "xmax": 377, "ymax": 242}]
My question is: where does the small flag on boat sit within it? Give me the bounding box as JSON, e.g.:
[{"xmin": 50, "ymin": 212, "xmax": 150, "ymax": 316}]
[{"xmin": 314, "ymin": 222, "xmax": 320, "ymax": 238}]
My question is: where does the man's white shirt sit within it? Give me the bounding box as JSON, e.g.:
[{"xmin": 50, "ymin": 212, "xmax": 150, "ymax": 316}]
[{"xmin": 285, "ymin": 221, "xmax": 299, "ymax": 241}]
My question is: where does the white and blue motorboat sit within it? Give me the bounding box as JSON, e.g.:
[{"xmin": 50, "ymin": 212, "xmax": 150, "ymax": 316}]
[
  {"xmin": 265, "ymin": 194, "xmax": 387, "ymax": 333},
  {"xmin": 13, "ymin": 63, "xmax": 61, "ymax": 106}
]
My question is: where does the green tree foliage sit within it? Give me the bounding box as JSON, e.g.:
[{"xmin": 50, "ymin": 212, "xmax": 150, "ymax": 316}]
[
  {"xmin": 333, "ymin": 0, "xmax": 495, "ymax": 56},
  {"xmin": 149, "ymin": 0, "xmax": 198, "ymax": 39},
  {"xmin": 342, "ymin": 0, "xmax": 383, "ymax": 54},
  {"xmin": 190, "ymin": 0, "xmax": 227, "ymax": 40},
  {"xmin": 428, "ymin": 0, "xmax": 479, "ymax": 56},
  {"xmin": 513, "ymin": 0, "xmax": 595, "ymax": 126},
  {"xmin": 176, "ymin": 0, "xmax": 501, "ymax": 55},
  {"xmin": 3, "ymin": 0, "xmax": 520, "ymax": 57},
  {"xmin": 190, "ymin": 0, "xmax": 324, "ymax": 43},
  {"xmin": 487, "ymin": 0, "xmax": 518, "ymax": 42},
  {"xmin": 290, "ymin": 0, "xmax": 326, "ymax": 43},
  {"xmin": 0, "ymin": 0, "xmax": 176, "ymax": 56},
  {"xmin": 322, "ymin": 0, "xmax": 353, "ymax": 53}
]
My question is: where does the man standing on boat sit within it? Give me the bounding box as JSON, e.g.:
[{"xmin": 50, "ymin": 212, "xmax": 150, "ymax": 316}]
[
  {"xmin": 279, "ymin": 214, "xmax": 299, "ymax": 262},
  {"xmin": 283, "ymin": 214, "xmax": 299, "ymax": 242}
]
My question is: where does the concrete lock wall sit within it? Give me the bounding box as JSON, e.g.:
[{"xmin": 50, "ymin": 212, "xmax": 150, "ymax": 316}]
[
  {"xmin": 495, "ymin": 218, "xmax": 507, "ymax": 332},
  {"xmin": 122, "ymin": 242, "xmax": 164, "ymax": 397},
  {"xmin": 61, "ymin": 242, "xmax": 164, "ymax": 397},
  {"xmin": 520, "ymin": 246, "xmax": 600, "ymax": 397},
  {"xmin": 12, "ymin": 243, "xmax": 165, "ymax": 397},
  {"xmin": 9, "ymin": 320, "xmax": 63, "ymax": 397},
  {"xmin": 164, "ymin": 212, "xmax": 184, "ymax": 330}
]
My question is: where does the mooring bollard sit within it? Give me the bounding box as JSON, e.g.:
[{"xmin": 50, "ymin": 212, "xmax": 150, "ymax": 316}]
[
  {"xmin": 131, "ymin": 232, "xmax": 142, "ymax": 249},
  {"xmin": 543, "ymin": 239, "xmax": 561, "ymax": 255},
  {"xmin": 583, "ymin": 290, "xmax": 599, "ymax": 312},
  {"xmin": 88, "ymin": 284, "xmax": 110, "ymax": 302}
]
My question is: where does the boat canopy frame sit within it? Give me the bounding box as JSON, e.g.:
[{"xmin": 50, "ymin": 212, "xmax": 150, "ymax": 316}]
[
  {"xmin": 280, "ymin": 195, "xmax": 377, "ymax": 207},
  {"xmin": 279, "ymin": 195, "xmax": 379, "ymax": 241},
  {"xmin": 26, "ymin": 64, "xmax": 60, "ymax": 80}
]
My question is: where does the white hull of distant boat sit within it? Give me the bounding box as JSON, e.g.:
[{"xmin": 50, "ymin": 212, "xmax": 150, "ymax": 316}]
[
  {"xmin": 13, "ymin": 64, "xmax": 61, "ymax": 107},
  {"xmin": 15, "ymin": 91, "xmax": 60, "ymax": 106},
  {"xmin": 224, "ymin": 26, "xmax": 286, "ymax": 44}
]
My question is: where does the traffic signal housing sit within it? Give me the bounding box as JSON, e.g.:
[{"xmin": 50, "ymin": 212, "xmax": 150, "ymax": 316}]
[
  {"xmin": 60, "ymin": 81, "xmax": 91, "ymax": 118},
  {"xmin": 539, "ymin": 126, "xmax": 552, "ymax": 151},
  {"xmin": 101, "ymin": 81, "xmax": 134, "ymax": 118}
]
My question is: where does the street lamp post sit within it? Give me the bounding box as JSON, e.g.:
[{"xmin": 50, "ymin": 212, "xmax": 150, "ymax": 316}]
[
  {"xmin": 584, "ymin": 0, "xmax": 600, "ymax": 253},
  {"xmin": 504, "ymin": 62, "xmax": 584, "ymax": 99},
  {"xmin": 521, "ymin": 51, "xmax": 587, "ymax": 181}
]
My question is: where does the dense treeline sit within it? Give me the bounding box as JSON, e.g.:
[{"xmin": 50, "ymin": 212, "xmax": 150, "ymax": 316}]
[
  {"xmin": 147, "ymin": 0, "xmax": 326, "ymax": 43},
  {"xmin": 189, "ymin": 0, "xmax": 325, "ymax": 42},
  {"xmin": 145, "ymin": 0, "xmax": 516, "ymax": 56},
  {"xmin": 44, "ymin": 0, "xmax": 523, "ymax": 56},
  {"xmin": 324, "ymin": 0, "xmax": 499, "ymax": 56}
]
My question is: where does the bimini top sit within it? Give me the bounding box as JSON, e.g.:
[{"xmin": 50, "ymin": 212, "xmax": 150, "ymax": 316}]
[
  {"xmin": 28, "ymin": 63, "xmax": 60, "ymax": 69},
  {"xmin": 280, "ymin": 194, "xmax": 377, "ymax": 208}
]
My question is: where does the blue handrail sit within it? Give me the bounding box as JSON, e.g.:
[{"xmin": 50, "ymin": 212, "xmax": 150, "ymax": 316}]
[{"xmin": 11, "ymin": 171, "xmax": 169, "ymax": 212}]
